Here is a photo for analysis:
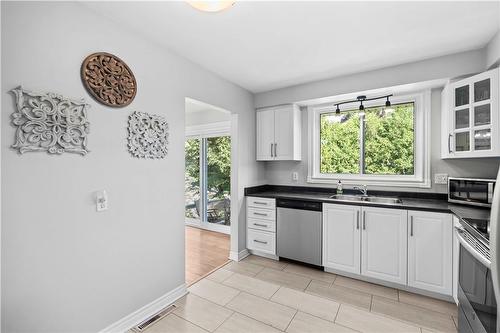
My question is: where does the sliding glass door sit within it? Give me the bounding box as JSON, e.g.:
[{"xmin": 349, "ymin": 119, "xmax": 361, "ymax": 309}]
[{"xmin": 185, "ymin": 135, "xmax": 231, "ymax": 233}]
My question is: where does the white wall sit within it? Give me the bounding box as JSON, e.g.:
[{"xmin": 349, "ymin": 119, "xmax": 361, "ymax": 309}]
[
  {"xmin": 263, "ymin": 90, "xmax": 500, "ymax": 193},
  {"xmin": 255, "ymin": 49, "xmax": 486, "ymax": 108},
  {"xmin": 185, "ymin": 108, "xmax": 231, "ymax": 126},
  {"xmin": 487, "ymin": 30, "xmax": 500, "ymax": 68},
  {"xmin": 256, "ymin": 49, "xmax": 500, "ymax": 192},
  {"xmin": 1, "ymin": 2, "xmax": 263, "ymax": 332}
]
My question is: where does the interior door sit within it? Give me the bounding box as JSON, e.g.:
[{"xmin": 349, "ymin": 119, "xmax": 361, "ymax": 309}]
[
  {"xmin": 408, "ymin": 211, "xmax": 452, "ymax": 295},
  {"xmin": 273, "ymin": 106, "xmax": 293, "ymax": 160},
  {"xmin": 323, "ymin": 203, "xmax": 361, "ymax": 274},
  {"xmin": 256, "ymin": 109, "xmax": 275, "ymax": 160},
  {"xmin": 361, "ymin": 207, "xmax": 407, "ymax": 284}
]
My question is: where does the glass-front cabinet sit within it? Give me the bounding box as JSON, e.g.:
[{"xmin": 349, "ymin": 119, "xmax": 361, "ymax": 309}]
[{"xmin": 442, "ymin": 67, "xmax": 499, "ymax": 158}]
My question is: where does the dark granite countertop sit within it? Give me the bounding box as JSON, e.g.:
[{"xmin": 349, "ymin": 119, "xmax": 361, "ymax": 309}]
[{"xmin": 245, "ymin": 185, "xmax": 490, "ymax": 221}]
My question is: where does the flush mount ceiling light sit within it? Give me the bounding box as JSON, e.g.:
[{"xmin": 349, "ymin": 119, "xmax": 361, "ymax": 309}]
[
  {"xmin": 334, "ymin": 94, "xmax": 394, "ymax": 115},
  {"xmin": 187, "ymin": 1, "xmax": 235, "ymax": 12}
]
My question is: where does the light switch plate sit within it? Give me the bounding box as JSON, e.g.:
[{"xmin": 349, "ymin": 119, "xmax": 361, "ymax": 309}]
[
  {"xmin": 95, "ymin": 190, "xmax": 108, "ymax": 212},
  {"xmin": 434, "ymin": 173, "xmax": 448, "ymax": 185}
]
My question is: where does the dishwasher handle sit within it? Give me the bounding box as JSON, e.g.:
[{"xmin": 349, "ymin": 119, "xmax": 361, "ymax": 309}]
[{"xmin": 276, "ymin": 199, "xmax": 322, "ymax": 211}]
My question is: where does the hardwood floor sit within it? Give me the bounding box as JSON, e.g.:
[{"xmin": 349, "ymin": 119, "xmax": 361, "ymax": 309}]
[{"xmin": 185, "ymin": 226, "xmax": 230, "ymax": 285}]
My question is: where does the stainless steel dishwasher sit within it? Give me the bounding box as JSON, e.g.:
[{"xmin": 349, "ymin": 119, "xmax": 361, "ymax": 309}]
[{"xmin": 276, "ymin": 198, "xmax": 322, "ymax": 266}]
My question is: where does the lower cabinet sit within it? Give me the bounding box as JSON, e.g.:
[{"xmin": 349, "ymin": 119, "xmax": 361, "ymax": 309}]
[
  {"xmin": 247, "ymin": 228, "xmax": 276, "ymax": 255},
  {"xmin": 452, "ymin": 216, "xmax": 460, "ymax": 304},
  {"xmin": 247, "ymin": 197, "xmax": 276, "ymax": 256},
  {"xmin": 408, "ymin": 210, "xmax": 453, "ymax": 295},
  {"xmin": 323, "ymin": 203, "xmax": 453, "ymax": 296},
  {"xmin": 361, "ymin": 207, "xmax": 408, "ymax": 285},
  {"xmin": 323, "ymin": 204, "xmax": 361, "ymax": 274}
]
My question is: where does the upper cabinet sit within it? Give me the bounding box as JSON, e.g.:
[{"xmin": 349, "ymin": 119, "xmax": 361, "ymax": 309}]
[
  {"xmin": 256, "ymin": 104, "xmax": 301, "ymax": 161},
  {"xmin": 441, "ymin": 67, "xmax": 500, "ymax": 158}
]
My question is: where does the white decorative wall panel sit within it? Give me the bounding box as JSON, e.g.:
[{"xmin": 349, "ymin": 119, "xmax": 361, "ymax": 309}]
[
  {"xmin": 10, "ymin": 86, "xmax": 90, "ymax": 155},
  {"xmin": 127, "ymin": 111, "xmax": 169, "ymax": 158}
]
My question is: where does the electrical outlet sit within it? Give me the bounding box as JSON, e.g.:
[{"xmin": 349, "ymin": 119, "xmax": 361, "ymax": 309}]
[
  {"xmin": 292, "ymin": 172, "xmax": 299, "ymax": 181},
  {"xmin": 434, "ymin": 174, "xmax": 448, "ymax": 185}
]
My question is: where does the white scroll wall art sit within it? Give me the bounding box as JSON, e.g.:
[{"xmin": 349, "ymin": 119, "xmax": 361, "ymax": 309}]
[
  {"xmin": 10, "ymin": 86, "xmax": 90, "ymax": 155},
  {"xmin": 127, "ymin": 111, "xmax": 169, "ymax": 159}
]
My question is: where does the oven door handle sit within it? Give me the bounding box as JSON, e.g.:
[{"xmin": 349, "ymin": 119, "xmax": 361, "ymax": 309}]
[{"xmin": 455, "ymin": 227, "xmax": 491, "ymax": 269}]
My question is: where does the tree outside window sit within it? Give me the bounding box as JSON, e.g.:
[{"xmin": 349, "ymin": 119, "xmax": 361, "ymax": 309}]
[{"xmin": 320, "ymin": 102, "xmax": 415, "ymax": 176}]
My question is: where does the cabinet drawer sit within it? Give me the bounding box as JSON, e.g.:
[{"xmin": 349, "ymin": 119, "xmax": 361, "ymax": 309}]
[
  {"xmin": 247, "ymin": 207, "xmax": 276, "ymax": 221},
  {"xmin": 247, "ymin": 197, "xmax": 276, "ymax": 209},
  {"xmin": 248, "ymin": 218, "xmax": 276, "ymax": 232},
  {"xmin": 247, "ymin": 229, "xmax": 276, "ymax": 255}
]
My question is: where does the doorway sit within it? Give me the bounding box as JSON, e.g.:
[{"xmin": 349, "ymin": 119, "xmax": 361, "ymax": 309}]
[
  {"xmin": 185, "ymin": 135, "xmax": 231, "ymax": 234},
  {"xmin": 184, "ymin": 98, "xmax": 232, "ymax": 284}
]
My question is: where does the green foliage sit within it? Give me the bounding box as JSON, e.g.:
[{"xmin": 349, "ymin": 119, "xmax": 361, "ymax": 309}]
[
  {"xmin": 207, "ymin": 136, "xmax": 231, "ymax": 197},
  {"xmin": 320, "ymin": 103, "xmax": 414, "ymax": 175},
  {"xmin": 320, "ymin": 112, "xmax": 360, "ymax": 173},
  {"xmin": 364, "ymin": 104, "xmax": 414, "ymax": 175},
  {"xmin": 185, "ymin": 138, "xmax": 200, "ymax": 189},
  {"xmin": 185, "ymin": 136, "xmax": 231, "ymax": 198}
]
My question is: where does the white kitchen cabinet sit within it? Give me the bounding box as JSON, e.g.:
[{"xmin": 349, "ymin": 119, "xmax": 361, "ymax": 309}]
[
  {"xmin": 441, "ymin": 67, "xmax": 500, "ymax": 158},
  {"xmin": 323, "ymin": 203, "xmax": 361, "ymax": 274},
  {"xmin": 408, "ymin": 210, "xmax": 453, "ymax": 295},
  {"xmin": 256, "ymin": 108, "xmax": 275, "ymax": 160},
  {"xmin": 452, "ymin": 216, "xmax": 460, "ymax": 304},
  {"xmin": 256, "ymin": 104, "xmax": 301, "ymax": 161},
  {"xmin": 361, "ymin": 207, "xmax": 408, "ymax": 285},
  {"xmin": 246, "ymin": 197, "xmax": 276, "ymax": 256}
]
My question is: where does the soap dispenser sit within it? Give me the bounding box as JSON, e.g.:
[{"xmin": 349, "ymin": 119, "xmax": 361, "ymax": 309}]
[{"xmin": 336, "ymin": 180, "xmax": 343, "ymax": 194}]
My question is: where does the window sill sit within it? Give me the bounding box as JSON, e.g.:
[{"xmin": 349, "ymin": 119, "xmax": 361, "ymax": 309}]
[{"xmin": 307, "ymin": 176, "xmax": 431, "ymax": 188}]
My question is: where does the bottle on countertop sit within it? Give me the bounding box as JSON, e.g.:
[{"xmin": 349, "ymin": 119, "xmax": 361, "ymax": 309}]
[{"xmin": 336, "ymin": 180, "xmax": 343, "ymax": 194}]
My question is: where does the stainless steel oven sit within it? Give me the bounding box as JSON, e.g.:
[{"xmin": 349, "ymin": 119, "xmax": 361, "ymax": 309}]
[
  {"xmin": 456, "ymin": 221, "xmax": 497, "ymax": 333},
  {"xmin": 449, "ymin": 178, "xmax": 495, "ymax": 208}
]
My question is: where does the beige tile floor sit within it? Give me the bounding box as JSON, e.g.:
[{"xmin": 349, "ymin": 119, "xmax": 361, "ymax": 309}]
[{"xmin": 139, "ymin": 255, "xmax": 458, "ymax": 333}]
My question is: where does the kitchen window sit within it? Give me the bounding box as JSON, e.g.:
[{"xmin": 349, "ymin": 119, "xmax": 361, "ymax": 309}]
[{"xmin": 308, "ymin": 91, "xmax": 431, "ymax": 187}]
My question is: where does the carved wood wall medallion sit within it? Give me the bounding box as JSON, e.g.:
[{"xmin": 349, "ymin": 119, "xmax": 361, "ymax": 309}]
[
  {"xmin": 10, "ymin": 86, "xmax": 90, "ymax": 155},
  {"xmin": 81, "ymin": 52, "xmax": 137, "ymax": 107},
  {"xmin": 127, "ymin": 111, "xmax": 169, "ymax": 159}
]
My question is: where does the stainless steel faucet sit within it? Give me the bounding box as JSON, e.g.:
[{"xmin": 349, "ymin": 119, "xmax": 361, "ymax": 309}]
[{"xmin": 353, "ymin": 184, "xmax": 368, "ymax": 196}]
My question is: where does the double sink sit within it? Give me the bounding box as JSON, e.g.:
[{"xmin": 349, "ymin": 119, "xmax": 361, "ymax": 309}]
[{"xmin": 329, "ymin": 194, "xmax": 403, "ymax": 205}]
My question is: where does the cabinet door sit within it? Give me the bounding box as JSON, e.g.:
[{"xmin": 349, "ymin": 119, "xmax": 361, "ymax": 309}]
[
  {"xmin": 256, "ymin": 109, "xmax": 275, "ymax": 160},
  {"xmin": 274, "ymin": 106, "xmax": 294, "ymax": 160},
  {"xmin": 448, "ymin": 68, "xmax": 499, "ymax": 158},
  {"xmin": 408, "ymin": 211, "xmax": 452, "ymax": 295},
  {"xmin": 441, "ymin": 84, "xmax": 453, "ymax": 158},
  {"xmin": 323, "ymin": 204, "xmax": 361, "ymax": 274},
  {"xmin": 452, "ymin": 216, "xmax": 460, "ymax": 304},
  {"xmin": 361, "ymin": 207, "xmax": 407, "ymax": 285}
]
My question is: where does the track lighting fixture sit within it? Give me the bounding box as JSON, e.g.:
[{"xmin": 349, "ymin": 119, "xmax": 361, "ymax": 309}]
[{"xmin": 332, "ymin": 94, "xmax": 393, "ymax": 114}]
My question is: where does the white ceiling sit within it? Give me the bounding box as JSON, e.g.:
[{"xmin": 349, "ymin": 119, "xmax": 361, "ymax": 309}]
[
  {"xmin": 84, "ymin": 1, "xmax": 500, "ymax": 93},
  {"xmin": 185, "ymin": 99, "xmax": 230, "ymax": 126}
]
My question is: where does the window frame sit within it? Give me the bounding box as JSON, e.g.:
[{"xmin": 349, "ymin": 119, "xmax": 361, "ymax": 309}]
[{"xmin": 307, "ymin": 90, "xmax": 431, "ymax": 188}]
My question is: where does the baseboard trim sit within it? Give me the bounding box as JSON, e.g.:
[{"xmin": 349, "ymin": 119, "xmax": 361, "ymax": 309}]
[
  {"xmin": 185, "ymin": 221, "xmax": 230, "ymax": 235},
  {"xmin": 229, "ymin": 249, "xmax": 249, "ymax": 262},
  {"xmin": 248, "ymin": 250, "xmax": 279, "ymax": 260},
  {"xmin": 99, "ymin": 284, "xmax": 187, "ymax": 333},
  {"xmin": 324, "ymin": 267, "xmax": 453, "ymax": 302}
]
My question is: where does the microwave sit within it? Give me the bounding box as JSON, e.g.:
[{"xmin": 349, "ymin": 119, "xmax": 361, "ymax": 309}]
[{"xmin": 448, "ymin": 177, "xmax": 495, "ymax": 207}]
